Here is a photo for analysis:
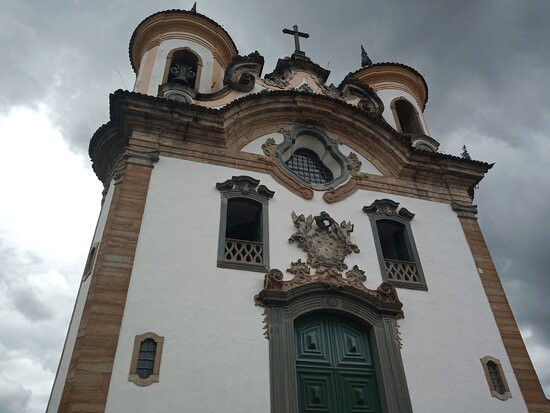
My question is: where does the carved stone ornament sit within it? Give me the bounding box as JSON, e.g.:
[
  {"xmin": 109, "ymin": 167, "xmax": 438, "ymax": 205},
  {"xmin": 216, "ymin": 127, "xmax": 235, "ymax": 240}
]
[
  {"xmin": 339, "ymin": 76, "xmax": 384, "ymax": 117},
  {"xmin": 224, "ymin": 51, "xmax": 265, "ymax": 92},
  {"xmin": 346, "ymin": 152, "xmax": 362, "ymax": 175},
  {"xmin": 255, "ymin": 211, "xmax": 401, "ymax": 307},
  {"xmin": 289, "ymin": 211, "xmax": 359, "ymax": 271},
  {"xmin": 216, "ymin": 175, "xmax": 275, "ymax": 199},
  {"xmin": 295, "ymin": 83, "xmax": 314, "ymax": 93},
  {"xmin": 362, "ymin": 199, "xmax": 414, "ymax": 221},
  {"xmin": 255, "ymin": 268, "xmax": 399, "ymax": 305},
  {"xmin": 261, "ymin": 137, "xmax": 278, "ymax": 158}
]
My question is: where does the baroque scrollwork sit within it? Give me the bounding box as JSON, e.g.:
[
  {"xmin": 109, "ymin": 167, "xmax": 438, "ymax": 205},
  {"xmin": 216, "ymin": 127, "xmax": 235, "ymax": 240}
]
[
  {"xmin": 261, "ymin": 137, "xmax": 278, "ymax": 158},
  {"xmin": 255, "ymin": 210, "xmax": 401, "ymax": 307},
  {"xmin": 346, "ymin": 152, "xmax": 362, "ymax": 176},
  {"xmin": 224, "ymin": 51, "xmax": 265, "ymax": 92},
  {"xmin": 216, "ymin": 175, "xmax": 275, "ymax": 200},
  {"xmin": 255, "ymin": 268, "xmax": 399, "ymax": 306},
  {"xmin": 362, "ymin": 199, "xmax": 414, "ymax": 221},
  {"xmin": 340, "ymin": 76, "xmax": 384, "ymax": 117}
]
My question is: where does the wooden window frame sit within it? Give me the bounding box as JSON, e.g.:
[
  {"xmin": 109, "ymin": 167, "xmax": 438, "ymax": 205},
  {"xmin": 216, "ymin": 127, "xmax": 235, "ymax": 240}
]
[
  {"xmin": 128, "ymin": 332, "xmax": 164, "ymax": 386},
  {"xmin": 480, "ymin": 356, "xmax": 512, "ymax": 401}
]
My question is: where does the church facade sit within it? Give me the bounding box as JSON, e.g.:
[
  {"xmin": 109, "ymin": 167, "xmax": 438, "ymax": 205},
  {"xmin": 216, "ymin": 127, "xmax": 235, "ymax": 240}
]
[{"xmin": 47, "ymin": 8, "xmax": 549, "ymax": 413}]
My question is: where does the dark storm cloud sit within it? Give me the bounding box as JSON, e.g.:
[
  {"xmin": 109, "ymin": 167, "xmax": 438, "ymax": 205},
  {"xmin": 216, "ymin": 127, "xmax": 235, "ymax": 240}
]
[{"xmin": 1, "ymin": 1, "xmax": 549, "ymax": 410}]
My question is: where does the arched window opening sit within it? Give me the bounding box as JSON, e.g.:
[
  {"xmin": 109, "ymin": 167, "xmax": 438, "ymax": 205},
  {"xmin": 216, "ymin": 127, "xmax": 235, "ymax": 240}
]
[
  {"xmin": 285, "ymin": 148, "xmax": 334, "ymax": 185},
  {"xmin": 294, "ymin": 314, "xmax": 381, "ymax": 412},
  {"xmin": 226, "ymin": 198, "xmax": 262, "ymax": 243},
  {"xmin": 487, "ymin": 361, "xmax": 505, "ymax": 395},
  {"xmin": 167, "ymin": 50, "xmax": 198, "ymax": 88},
  {"xmin": 394, "ymin": 99, "xmax": 423, "ymax": 135},
  {"xmin": 480, "ymin": 356, "xmax": 511, "ymax": 400},
  {"xmin": 137, "ymin": 338, "xmax": 157, "ymax": 379},
  {"xmin": 128, "ymin": 332, "xmax": 164, "ymax": 386},
  {"xmin": 376, "ymin": 220, "xmax": 411, "ymax": 262}
]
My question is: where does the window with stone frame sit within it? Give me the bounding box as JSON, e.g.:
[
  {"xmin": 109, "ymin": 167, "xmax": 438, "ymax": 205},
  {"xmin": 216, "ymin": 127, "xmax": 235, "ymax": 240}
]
[
  {"xmin": 363, "ymin": 199, "xmax": 427, "ymax": 290},
  {"xmin": 480, "ymin": 356, "xmax": 512, "ymax": 401},
  {"xmin": 272, "ymin": 126, "xmax": 351, "ymax": 191},
  {"xmin": 128, "ymin": 332, "xmax": 164, "ymax": 386},
  {"xmin": 216, "ymin": 176, "xmax": 274, "ymax": 272}
]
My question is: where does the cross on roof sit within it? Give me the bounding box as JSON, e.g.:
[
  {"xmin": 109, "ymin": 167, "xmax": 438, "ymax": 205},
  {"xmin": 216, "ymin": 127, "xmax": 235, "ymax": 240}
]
[{"xmin": 282, "ymin": 24, "xmax": 309, "ymax": 54}]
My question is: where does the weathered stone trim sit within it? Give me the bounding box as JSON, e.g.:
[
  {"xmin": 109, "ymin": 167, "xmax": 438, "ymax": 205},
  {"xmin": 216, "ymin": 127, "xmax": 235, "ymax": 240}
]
[
  {"xmin": 58, "ymin": 157, "xmax": 157, "ymax": 412},
  {"xmin": 451, "ymin": 201, "xmax": 478, "ymax": 218},
  {"xmin": 458, "ymin": 216, "xmax": 550, "ymax": 412},
  {"xmin": 128, "ymin": 332, "xmax": 165, "ymax": 386},
  {"xmin": 480, "ymin": 355, "xmax": 512, "ymax": 401}
]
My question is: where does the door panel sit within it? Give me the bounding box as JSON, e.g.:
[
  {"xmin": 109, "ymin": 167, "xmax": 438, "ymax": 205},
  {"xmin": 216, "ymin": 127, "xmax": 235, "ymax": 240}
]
[{"xmin": 295, "ymin": 315, "xmax": 381, "ymax": 413}]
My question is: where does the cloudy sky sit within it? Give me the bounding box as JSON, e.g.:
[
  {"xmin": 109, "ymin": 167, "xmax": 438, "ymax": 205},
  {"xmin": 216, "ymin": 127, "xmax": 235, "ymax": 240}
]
[{"xmin": 1, "ymin": 0, "xmax": 549, "ymax": 411}]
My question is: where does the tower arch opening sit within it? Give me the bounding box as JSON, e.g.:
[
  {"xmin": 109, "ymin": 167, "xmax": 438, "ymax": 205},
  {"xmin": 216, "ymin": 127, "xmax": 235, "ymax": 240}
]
[
  {"xmin": 392, "ymin": 98, "xmax": 424, "ymax": 135},
  {"xmin": 164, "ymin": 48, "xmax": 201, "ymax": 89}
]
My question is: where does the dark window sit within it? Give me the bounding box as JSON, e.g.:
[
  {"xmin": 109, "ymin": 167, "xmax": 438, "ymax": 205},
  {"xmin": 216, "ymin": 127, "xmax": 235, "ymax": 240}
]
[
  {"xmin": 167, "ymin": 50, "xmax": 198, "ymax": 88},
  {"xmin": 395, "ymin": 100, "xmax": 423, "ymax": 135},
  {"xmin": 376, "ymin": 220, "xmax": 411, "ymax": 262},
  {"xmin": 286, "ymin": 148, "xmax": 334, "ymax": 185},
  {"xmin": 137, "ymin": 338, "xmax": 157, "ymax": 379},
  {"xmin": 487, "ymin": 361, "xmax": 505, "ymax": 395},
  {"xmin": 226, "ymin": 198, "xmax": 262, "ymax": 242}
]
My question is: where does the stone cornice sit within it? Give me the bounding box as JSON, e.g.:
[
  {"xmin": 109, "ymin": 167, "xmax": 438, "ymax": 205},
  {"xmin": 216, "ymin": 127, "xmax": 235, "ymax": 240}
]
[
  {"xmin": 129, "ymin": 9, "xmax": 238, "ymax": 73},
  {"xmin": 89, "ymin": 89, "xmax": 492, "ymax": 199}
]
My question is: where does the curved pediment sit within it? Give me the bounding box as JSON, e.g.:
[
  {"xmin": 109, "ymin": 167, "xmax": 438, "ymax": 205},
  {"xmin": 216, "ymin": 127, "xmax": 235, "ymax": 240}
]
[{"xmin": 90, "ymin": 89, "xmax": 492, "ymax": 203}]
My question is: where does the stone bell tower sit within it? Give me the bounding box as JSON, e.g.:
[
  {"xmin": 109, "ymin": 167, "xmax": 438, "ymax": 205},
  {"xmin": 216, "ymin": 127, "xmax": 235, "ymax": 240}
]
[{"xmin": 47, "ymin": 6, "xmax": 549, "ymax": 413}]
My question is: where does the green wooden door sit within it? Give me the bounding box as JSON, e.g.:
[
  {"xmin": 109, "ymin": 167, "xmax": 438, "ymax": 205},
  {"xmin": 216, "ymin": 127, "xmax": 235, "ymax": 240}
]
[{"xmin": 295, "ymin": 315, "xmax": 381, "ymax": 413}]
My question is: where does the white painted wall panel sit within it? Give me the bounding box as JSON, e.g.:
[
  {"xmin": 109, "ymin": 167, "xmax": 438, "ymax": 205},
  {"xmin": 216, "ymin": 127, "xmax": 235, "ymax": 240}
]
[{"xmin": 105, "ymin": 157, "xmax": 526, "ymax": 413}]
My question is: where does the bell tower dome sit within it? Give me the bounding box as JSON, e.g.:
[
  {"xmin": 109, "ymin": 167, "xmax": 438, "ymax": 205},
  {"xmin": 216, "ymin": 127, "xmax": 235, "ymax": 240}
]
[{"xmin": 130, "ymin": 9, "xmax": 238, "ymax": 100}]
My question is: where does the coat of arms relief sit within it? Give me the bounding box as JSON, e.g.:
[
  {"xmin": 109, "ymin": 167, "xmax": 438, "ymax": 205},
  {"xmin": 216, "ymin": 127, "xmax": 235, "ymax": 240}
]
[{"xmin": 256, "ymin": 211, "xmax": 400, "ymax": 305}]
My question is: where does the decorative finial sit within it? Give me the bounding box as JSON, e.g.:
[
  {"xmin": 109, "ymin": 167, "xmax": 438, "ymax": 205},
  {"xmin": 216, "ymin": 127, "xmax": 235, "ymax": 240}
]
[
  {"xmin": 361, "ymin": 44, "xmax": 372, "ymax": 67},
  {"xmin": 282, "ymin": 24, "xmax": 310, "ymax": 56},
  {"xmin": 190, "ymin": 2, "xmax": 197, "ymax": 12}
]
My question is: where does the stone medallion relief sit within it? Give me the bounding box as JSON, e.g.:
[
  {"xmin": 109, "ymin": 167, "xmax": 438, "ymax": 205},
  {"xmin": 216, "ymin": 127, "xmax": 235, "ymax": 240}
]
[{"xmin": 255, "ymin": 211, "xmax": 400, "ymax": 305}]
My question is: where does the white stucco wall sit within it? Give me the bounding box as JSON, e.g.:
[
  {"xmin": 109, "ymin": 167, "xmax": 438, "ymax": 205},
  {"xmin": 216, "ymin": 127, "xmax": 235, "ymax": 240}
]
[
  {"xmin": 148, "ymin": 39, "xmax": 215, "ymax": 95},
  {"xmin": 47, "ymin": 182, "xmax": 115, "ymax": 413},
  {"xmin": 104, "ymin": 157, "xmax": 527, "ymax": 413},
  {"xmin": 376, "ymin": 89, "xmax": 430, "ymax": 136}
]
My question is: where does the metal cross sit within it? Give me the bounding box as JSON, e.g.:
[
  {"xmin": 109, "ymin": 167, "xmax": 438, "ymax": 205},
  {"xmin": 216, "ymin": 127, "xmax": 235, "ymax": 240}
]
[{"xmin": 282, "ymin": 24, "xmax": 309, "ymax": 53}]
